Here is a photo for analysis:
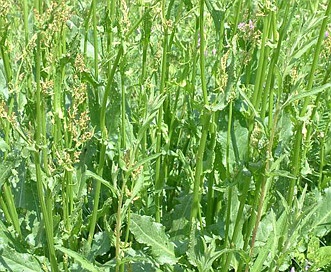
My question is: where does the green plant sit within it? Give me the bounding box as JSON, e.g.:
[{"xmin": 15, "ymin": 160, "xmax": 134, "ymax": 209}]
[{"xmin": 1, "ymin": 0, "xmax": 331, "ymax": 271}]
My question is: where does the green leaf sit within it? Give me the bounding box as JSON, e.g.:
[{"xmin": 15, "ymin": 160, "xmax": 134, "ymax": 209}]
[
  {"xmin": 205, "ymin": 0, "xmax": 224, "ymax": 34},
  {"xmin": 90, "ymin": 231, "xmax": 112, "ymax": 257},
  {"xmin": 300, "ymin": 188, "xmax": 331, "ymax": 238},
  {"xmin": 289, "ymin": 38, "xmax": 317, "ymax": 64},
  {"xmin": 127, "ymin": 152, "xmax": 162, "ymax": 175},
  {"xmin": 0, "ymin": 138, "xmax": 10, "ymax": 152},
  {"xmin": 0, "ymin": 245, "xmax": 43, "ymax": 272},
  {"xmin": 85, "ymin": 170, "xmax": 119, "ymax": 197},
  {"xmin": 217, "ymin": 111, "xmax": 249, "ymax": 173},
  {"xmin": 129, "ymin": 213, "xmax": 177, "ymax": 265},
  {"xmin": 0, "ymin": 158, "xmax": 13, "ymax": 188},
  {"xmin": 55, "ymin": 245, "xmax": 101, "ymax": 272},
  {"xmin": 168, "ymin": 194, "xmax": 192, "ymax": 238},
  {"xmin": 0, "ymin": 221, "xmax": 43, "ymax": 271},
  {"xmin": 188, "ymin": 224, "xmax": 248, "ymax": 271},
  {"xmin": 252, "ymin": 211, "xmax": 287, "ymax": 272},
  {"xmin": 116, "ymin": 248, "xmax": 155, "ymax": 271},
  {"xmin": 281, "ymin": 83, "xmax": 331, "ymax": 109},
  {"xmin": 314, "ymin": 246, "xmax": 331, "ymax": 268},
  {"xmin": 122, "ymin": 171, "xmax": 145, "ymax": 215},
  {"xmin": 136, "ymin": 94, "xmax": 166, "ymax": 144},
  {"xmin": 238, "ymin": 87, "xmax": 259, "ymax": 118},
  {"xmin": 311, "ymin": 188, "xmax": 331, "ymax": 237}
]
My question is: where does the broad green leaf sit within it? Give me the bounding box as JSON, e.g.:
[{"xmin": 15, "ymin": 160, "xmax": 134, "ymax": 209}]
[
  {"xmin": 168, "ymin": 194, "xmax": 192, "ymax": 238},
  {"xmin": 55, "ymin": 245, "xmax": 101, "ymax": 272},
  {"xmin": 187, "ymin": 223, "xmax": 201, "ymax": 268},
  {"xmin": 300, "ymin": 188, "xmax": 331, "ymax": 238},
  {"xmin": 217, "ymin": 111, "xmax": 249, "ymax": 173},
  {"xmin": 188, "ymin": 224, "xmax": 248, "ymax": 271},
  {"xmin": 267, "ymin": 170, "xmax": 296, "ymax": 179},
  {"xmin": 0, "ymin": 221, "xmax": 43, "ymax": 271},
  {"xmin": 0, "ymin": 138, "xmax": 9, "ymax": 152},
  {"xmin": 252, "ymin": 211, "xmax": 287, "ymax": 272},
  {"xmin": 114, "ymin": 248, "xmax": 155, "ymax": 271},
  {"xmin": 238, "ymin": 87, "xmax": 259, "ymax": 118},
  {"xmin": 307, "ymin": 236, "xmax": 320, "ymax": 261},
  {"xmin": 0, "ymin": 245, "xmax": 43, "ymax": 272},
  {"xmin": 90, "ymin": 231, "xmax": 112, "ymax": 258},
  {"xmin": 129, "ymin": 213, "xmax": 177, "ymax": 265},
  {"xmin": 312, "ymin": 188, "xmax": 331, "ymax": 237},
  {"xmin": 314, "ymin": 246, "xmax": 331, "ymax": 268},
  {"xmin": 307, "ymin": 236, "xmax": 331, "ymax": 268}
]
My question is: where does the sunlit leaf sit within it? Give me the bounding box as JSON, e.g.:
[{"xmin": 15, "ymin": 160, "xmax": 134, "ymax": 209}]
[{"xmin": 129, "ymin": 213, "xmax": 177, "ymax": 265}]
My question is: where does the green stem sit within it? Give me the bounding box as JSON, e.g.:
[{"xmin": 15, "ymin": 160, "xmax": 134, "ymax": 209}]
[
  {"xmin": 289, "ymin": 0, "xmax": 331, "ymax": 204},
  {"xmin": 87, "ymin": 46, "xmax": 123, "ymax": 247},
  {"xmin": 140, "ymin": 7, "xmax": 151, "ymax": 214},
  {"xmin": 252, "ymin": 14, "xmax": 271, "ymax": 108},
  {"xmin": 223, "ymin": 168, "xmax": 250, "ymax": 271},
  {"xmin": 206, "ymin": 114, "xmax": 217, "ymax": 226},
  {"xmin": 222, "ymin": 100, "xmax": 233, "ymax": 268},
  {"xmin": 34, "ymin": 22, "xmax": 58, "ymax": 270},
  {"xmin": 92, "ymin": 0, "xmax": 98, "ymax": 81},
  {"xmin": 190, "ymin": 112, "xmax": 211, "ymax": 222},
  {"xmin": 23, "ymin": 0, "xmax": 29, "ymax": 44},
  {"xmin": 239, "ymin": 4, "xmax": 293, "ymax": 270},
  {"xmin": 154, "ymin": 0, "xmax": 168, "ymax": 223},
  {"xmin": 0, "ymin": 23, "xmax": 21, "ymax": 238},
  {"xmin": 190, "ymin": 0, "xmax": 210, "ymax": 224},
  {"xmin": 115, "ymin": 174, "xmax": 127, "ymax": 272},
  {"xmin": 199, "ymin": 0, "xmax": 208, "ymax": 104},
  {"xmin": 0, "ymin": 197, "xmax": 11, "ymax": 226},
  {"xmin": 233, "ymin": 0, "xmax": 243, "ymax": 34}
]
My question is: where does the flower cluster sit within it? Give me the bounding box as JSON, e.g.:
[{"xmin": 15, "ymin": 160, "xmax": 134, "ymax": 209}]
[
  {"xmin": 0, "ymin": 100, "xmax": 18, "ymax": 133},
  {"xmin": 66, "ymin": 83, "xmax": 93, "ymax": 149},
  {"xmin": 238, "ymin": 20, "xmax": 255, "ymax": 32},
  {"xmin": 238, "ymin": 19, "xmax": 259, "ymax": 43}
]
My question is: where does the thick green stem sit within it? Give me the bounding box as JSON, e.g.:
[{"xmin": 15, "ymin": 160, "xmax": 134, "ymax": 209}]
[
  {"xmin": 206, "ymin": 114, "xmax": 217, "ymax": 226},
  {"xmin": 0, "ymin": 22, "xmax": 22, "ymax": 238},
  {"xmin": 87, "ymin": 47, "xmax": 123, "ymax": 246},
  {"xmin": 239, "ymin": 3, "xmax": 293, "ymax": 271},
  {"xmin": 34, "ymin": 21, "xmax": 58, "ymax": 270},
  {"xmin": 154, "ymin": 0, "xmax": 168, "ymax": 223},
  {"xmin": 223, "ymin": 168, "xmax": 250, "ymax": 271},
  {"xmin": 199, "ymin": 0, "xmax": 208, "ymax": 104},
  {"xmin": 289, "ymin": 0, "xmax": 331, "ymax": 204},
  {"xmin": 190, "ymin": 112, "xmax": 211, "ymax": 222},
  {"xmin": 252, "ymin": 14, "xmax": 271, "ymax": 108},
  {"xmin": 222, "ymin": 101, "xmax": 233, "ymax": 268},
  {"xmin": 190, "ymin": 0, "xmax": 210, "ymax": 224},
  {"xmin": 92, "ymin": 0, "xmax": 98, "ymax": 81}
]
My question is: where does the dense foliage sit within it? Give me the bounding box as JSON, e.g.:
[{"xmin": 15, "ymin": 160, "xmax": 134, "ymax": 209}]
[{"xmin": 1, "ymin": 0, "xmax": 331, "ymax": 271}]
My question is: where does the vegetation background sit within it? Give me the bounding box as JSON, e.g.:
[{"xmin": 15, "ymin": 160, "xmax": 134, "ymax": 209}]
[{"xmin": 1, "ymin": 0, "xmax": 331, "ymax": 271}]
